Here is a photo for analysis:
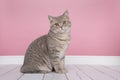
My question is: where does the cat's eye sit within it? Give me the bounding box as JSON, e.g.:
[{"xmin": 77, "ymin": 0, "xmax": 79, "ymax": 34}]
[
  {"xmin": 63, "ymin": 21, "xmax": 66, "ymax": 24},
  {"xmin": 54, "ymin": 23, "xmax": 59, "ymax": 26}
]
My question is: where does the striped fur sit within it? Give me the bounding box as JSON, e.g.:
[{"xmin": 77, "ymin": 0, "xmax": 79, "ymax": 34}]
[{"xmin": 20, "ymin": 11, "xmax": 71, "ymax": 73}]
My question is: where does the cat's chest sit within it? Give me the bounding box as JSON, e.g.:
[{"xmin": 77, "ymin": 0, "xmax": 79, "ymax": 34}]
[{"xmin": 47, "ymin": 36, "xmax": 70, "ymax": 48}]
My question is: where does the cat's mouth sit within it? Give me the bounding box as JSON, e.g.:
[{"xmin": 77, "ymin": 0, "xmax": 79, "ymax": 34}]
[
  {"xmin": 60, "ymin": 27, "xmax": 64, "ymax": 30},
  {"xmin": 60, "ymin": 26, "xmax": 64, "ymax": 30},
  {"xmin": 59, "ymin": 28, "xmax": 67, "ymax": 33}
]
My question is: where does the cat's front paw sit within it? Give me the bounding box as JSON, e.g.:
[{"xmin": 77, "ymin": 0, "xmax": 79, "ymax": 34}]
[
  {"xmin": 40, "ymin": 70, "xmax": 51, "ymax": 73},
  {"xmin": 56, "ymin": 68, "xmax": 68, "ymax": 74}
]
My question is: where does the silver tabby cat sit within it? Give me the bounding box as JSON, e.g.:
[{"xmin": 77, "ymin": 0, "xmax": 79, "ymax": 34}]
[{"xmin": 20, "ymin": 11, "xmax": 71, "ymax": 73}]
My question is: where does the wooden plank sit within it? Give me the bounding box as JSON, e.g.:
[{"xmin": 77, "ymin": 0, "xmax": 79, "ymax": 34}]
[
  {"xmin": 88, "ymin": 65, "xmax": 120, "ymax": 80},
  {"xmin": 0, "ymin": 65, "xmax": 18, "ymax": 76},
  {"xmin": 106, "ymin": 66, "xmax": 120, "ymax": 72},
  {"xmin": 0, "ymin": 66, "xmax": 23, "ymax": 80},
  {"xmin": 66, "ymin": 65, "xmax": 91, "ymax": 80},
  {"xmin": 44, "ymin": 73, "xmax": 67, "ymax": 80},
  {"xmin": 102, "ymin": 66, "xmax": 120, "ymax": 73},
  {"xmin": 76, "ymin": 65, "xmax": 114, "ymax": 80},
  {"xmin": 75, "ymin": 65, "xmax": 93, "ymax": 80},
  {"xmin": 19, "ymin": 73, "xmax": 44, "ymax": 80},
  {"xmin": 0, "ymin": 65, "xmax": 9, "ymax": 69},
  {"xmin": 66, "ymin": 65, "xmax": 81, "ymax": 80}
]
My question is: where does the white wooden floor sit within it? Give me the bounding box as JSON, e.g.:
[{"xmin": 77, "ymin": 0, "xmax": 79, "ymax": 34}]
[{"xmin": 0, "ymin": 65, "xmax": 120, "ymax": 80}]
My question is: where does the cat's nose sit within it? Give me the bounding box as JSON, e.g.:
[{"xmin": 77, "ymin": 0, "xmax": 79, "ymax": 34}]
[{"xmin": 60, "ymin": 23, "xmax": 63, "ymax": 26}]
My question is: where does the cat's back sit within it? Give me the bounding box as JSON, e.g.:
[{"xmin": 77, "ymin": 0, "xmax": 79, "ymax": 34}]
[
  {"xmin": 28, "ymin": 35, "xmax": 47, "ymax": 48},
  {"xmin": 21, "ymin": 34, "xmax": 52, "ymax": 72},
  {"xmin": 23, "ymin": 35, "xmax": 48, "ymax": 63},
  {"xmin": 25, "ymin": 34, "xmax": 48, "ymax": 56}
]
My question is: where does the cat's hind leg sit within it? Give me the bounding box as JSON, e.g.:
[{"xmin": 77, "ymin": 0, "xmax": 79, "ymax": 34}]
[
  {"xmin": 20, "ymin": 64, "xmax": 52, "ymax": 73},
  {"xmin": 20, "ymin": 64, "xmax": 39, "ymax": 73},
  {"xmin": 20, "ymin": 65, "xmax": 34, "ymax": 73}
]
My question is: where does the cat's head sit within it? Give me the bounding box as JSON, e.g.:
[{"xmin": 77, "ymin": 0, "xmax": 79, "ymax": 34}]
[{"xmin": 48, "ymin": 10, "xmax": 71, "ymax": 34}]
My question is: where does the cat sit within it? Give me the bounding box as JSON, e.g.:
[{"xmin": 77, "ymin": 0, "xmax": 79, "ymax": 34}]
[{"xmin": 20, "ymin": 10, "xmax": 71, "ymax": 73}]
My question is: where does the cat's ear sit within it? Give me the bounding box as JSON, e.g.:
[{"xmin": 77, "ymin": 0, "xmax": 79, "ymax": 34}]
[
  {"xmin": 63, "ymin": 10, "xmax": 69, "ymax": 16},
  {"xmin": 48, "ymin": 15, "xmax": 54, "ymax": 22}
]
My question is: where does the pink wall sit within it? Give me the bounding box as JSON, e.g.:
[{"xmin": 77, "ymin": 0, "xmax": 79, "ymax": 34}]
[{"xmin": 0, "ymin": 0, "xmax": 120, "ymax": 56}]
